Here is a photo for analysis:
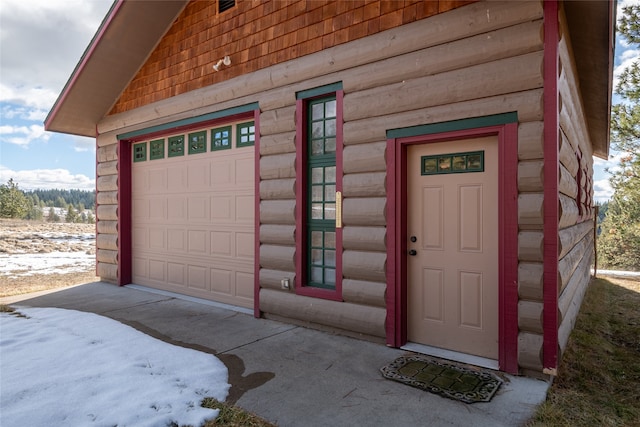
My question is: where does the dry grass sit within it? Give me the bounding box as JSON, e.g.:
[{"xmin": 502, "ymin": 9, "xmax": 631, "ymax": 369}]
[
  {"xmin": 528, "ymin": 275, "xmax": 640, "ymax": 427},
  {"xmin": 201, "ymin": 399, "xmax": 276, "ymax": 427},
  {"xmin": 0, "ymin": 271, "xmax": 99, "ymax": 297}
]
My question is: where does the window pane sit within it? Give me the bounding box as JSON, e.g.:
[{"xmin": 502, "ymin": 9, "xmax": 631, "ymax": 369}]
[
  {"xmin": 312, "ymin": 167, "xmax": 323, "ymax": 184},
  {"xmin": 453, "ymin": 156, "xmax": 466, "ymax": 171},
  {"xmin": 312, "ymin": 186, "xmax": 323, "ymax": 201},
  {"xmin": 325, "ymin": 232, "xmax": 336, "ymax": 248},
  {"xmin": 468, "ymin": 154, "xmax": 482, "ymax": 170},
  {"xmin": 325, "ymin": 250, "xmax": 336, "ymax": 267},
  {"xmin": 311, "ymin": 231, "xmax": 323, "ymax": 246},
  {"xmin": 325, "ymin": 119, "xmax": 336, "ymax": 137},
  {"xmin": 311, "ymin": 267, "xmax": 323, "ymax": 283},
  {"xmin": 312, "ymin": 103, "xmax": 324, "ymax": 120},
  {"xmin": 325, "ymin": 203, "xmax": 336, "ymax": 220},
  {"xmin": 311, "ymin": 249, "xmax": 323, "ymax": 264},
  {"xmin": 311, "ymin": 203, "xmax": 323, "ymax": 219},
  {"xmin": 325, "ymin": 185, "xmax": 336, "ymax": 201},
  {"xmin": 312, "ymin": 139, "xmax": 324, "ymax": 155},
  {"xmin": 324, "ymin": 268, "xmax": 336, "ymax": 284},
  {"xmin": 326, "ymin": 166, "xmax": 336, "ymax": 182},
  {"xmin": 312, "ymin": 122, "xmax": 323, "ymax": 139},
  {"xmin": 325, "ymin": 100, "xmax": 336, "ymax": 118},
  {"xmin": 438, "ymin": 156, "xmax": 451, "ymax": 172},
  {"xmin": 325, "ymin": 138, "xmax": 336, "ymax": 154}
]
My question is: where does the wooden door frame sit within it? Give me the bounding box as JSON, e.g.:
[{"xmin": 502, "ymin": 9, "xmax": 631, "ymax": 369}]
[{"xmin": 385, "ymin": 117, "xmax": 519, "ymax": 374}]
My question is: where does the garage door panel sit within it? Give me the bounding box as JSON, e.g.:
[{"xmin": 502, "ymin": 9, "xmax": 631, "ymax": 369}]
[
  {"xmin": 133, "ymin": 257, "xmax": 148, "ymax": 278},
  {"xmin": 188, "ymin": 160, "xmax": 211, "ymax": 190},
  {"xmin": 211, "ymin": 196, "xmax": 232, "ymax": 221},
  {"xmin": 149, "ymin": 169, "xmax": 167, "ymax": 192},
  {"xmin": 188, "ymin": 229, "xmax": 208, "ymax": 254},
  {"xmin": 236, "ymin": 232, "xmax": 254, "ymax": 259},
  {"xmin": 211, "ymin": 231, "xmax": 232, "ymax": 256},
  {"xmin": 188, "ymin": 265, "xmax": 209, "ymax": 290},
  {"xmin": 132, "ymin": 198, "xmax": 149, "ymax": 221},
  {"xmin": 132, "ymin": 227, "xmax": 148, "ymax": 249},
  {"xmin": 167, "ymin": 166, "xmax": 186, "ymax": 191},
  {"xmin": 149, "ymin": 228, "xmax": 166, "ymax": 250},
  {"xmin": 132, "ymin": 128, "xmax": 255, "ymax": 308},
  {"xmin": 168, "ymin": 197, "xmax": 187, "ymax": 220},
  {"xmin": 167, "ymin": 262, "xmax": 185, "ymax": 286},
  {"xmin": 236, "ymin": 194, "xmax": 254, "ymax": 222},
  {"xmin": 236, "ymin": 272, "xmax": 254, "ymax": 299},
  {"xmin": 149, "ymin": 259, "xmax": 166, "ymax": 281},
  {"xmin": 149, "ymin": 198, "xmax": 167, "ymax": 220},
  {"xmin": 211, "ymin": 161, "xmax": 232, "ymax": 185},
  {"xmin": 210, "ymin": 268, "xmax": 232, "ymax": 294},
  {"xmin": 166, "ymin": 228, "xmax": 185, "ymax": 252},
  {"xmin": 236, "ymin": 158, "xmax": 254, "ymax": 184}
]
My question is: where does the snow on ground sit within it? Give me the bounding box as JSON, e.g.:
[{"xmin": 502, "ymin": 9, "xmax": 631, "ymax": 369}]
[
  {"xmin": 0, "ymin": 251, "xmax": 95, "ymax": 277},
  {"xmin": 0, "ymin": 307, "xmax": 229, "ymax": 427}
]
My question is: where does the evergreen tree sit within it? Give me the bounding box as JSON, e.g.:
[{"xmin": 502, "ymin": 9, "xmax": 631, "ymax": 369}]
[
  {"xmin": 0, "ymin": 179, "xmax": 30, "ymax": 219},
  {"xmin": 47, "ymin": 207, "xmax": 60, "ymax": 223},
  {"xmin": 66, "ymin": 205, "xmax": 79, "ymax": 223},
  {"xmin": 598, "ymin": 4, "xmax": 640, "ymax": 270}
]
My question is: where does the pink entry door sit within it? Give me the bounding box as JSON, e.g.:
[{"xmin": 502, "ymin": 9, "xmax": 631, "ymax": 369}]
[{"xmin": 407, "ymin": 136, "xmax": 499, "ymax": 359}]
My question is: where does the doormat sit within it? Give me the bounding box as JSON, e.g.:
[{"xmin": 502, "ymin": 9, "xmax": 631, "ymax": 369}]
[{"xmin": 380, "ymin": 355, "xmax": 502, "ymax": 404}]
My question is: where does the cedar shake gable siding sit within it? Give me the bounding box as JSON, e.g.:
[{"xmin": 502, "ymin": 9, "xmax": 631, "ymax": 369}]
[{"xmin": 109, "ymin": 0, "xmax": 474, "ymax": 115}]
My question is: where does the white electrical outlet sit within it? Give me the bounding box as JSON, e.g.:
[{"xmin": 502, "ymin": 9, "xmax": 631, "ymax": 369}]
[{"xmin": 281, "ymin": 278, "xmax": 290, "ymax": 290}]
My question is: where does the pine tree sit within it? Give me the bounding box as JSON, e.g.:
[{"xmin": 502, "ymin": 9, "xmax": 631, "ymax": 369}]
[
  {"xmin": 598, "ymin": 4, "xmax": 640, "ymax": 270},
  {"xmin": 66, "ymin": 205, "xmax": 79, "ymax": 223},
  {"xmin": 0, "ymin": 179, "xmax": 30, "ymax": 219}
]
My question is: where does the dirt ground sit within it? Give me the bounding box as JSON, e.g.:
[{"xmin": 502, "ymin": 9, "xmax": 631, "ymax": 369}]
[{"xmin": 0, "ymin": 219, "xmax": 99, "ymax": 297}]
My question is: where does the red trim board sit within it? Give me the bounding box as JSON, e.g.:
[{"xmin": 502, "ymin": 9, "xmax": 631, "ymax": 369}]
[{"xmin": 542, "ymin": 0, "xmax": 560, "ymax": 374}]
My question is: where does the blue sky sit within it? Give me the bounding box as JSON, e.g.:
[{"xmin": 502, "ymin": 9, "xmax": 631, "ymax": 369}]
[{"xmin": 0, "ymin": 0, "xmax": 637, "ymax": 201}]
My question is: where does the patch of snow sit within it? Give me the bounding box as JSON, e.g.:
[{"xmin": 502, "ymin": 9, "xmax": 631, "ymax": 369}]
[
  {"xmin": 593, "ymin": 269, "xmax": 640, "ymax": 277},
  {"xmin": 0, "ymin": 251, "xmax": 95, "ymax": 276},
  {"xmin": 0, "ymin": 307, "xmax": 229, "ymax": 427}
]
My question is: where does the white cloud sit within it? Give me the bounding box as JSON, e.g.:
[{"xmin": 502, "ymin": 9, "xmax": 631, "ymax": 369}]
[
  {"xmin": 0, "ymin": 0, "xmax": 113, "ymax": 109},
  {"xmin": 594, "ymin": 178, "xmax": 614, "ymax": 203},
  {"xmin": 0, "ymin": 165, "xmax": 94, "ymax": 190},
  {"xmin": 72, "ymin": 135, "xmax": 96, "ymax": 153},
  {"xmin": 0, "ymin": 124, "xmax": 50, "ymax": 147}
]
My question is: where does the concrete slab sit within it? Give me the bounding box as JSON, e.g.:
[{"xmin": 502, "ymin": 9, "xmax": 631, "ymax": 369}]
[{"xmin": 2, "ymin": 282, "xmax": 550, "ymax": 426}]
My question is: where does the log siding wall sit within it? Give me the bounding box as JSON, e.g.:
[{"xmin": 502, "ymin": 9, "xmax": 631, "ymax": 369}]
[
  {"xmin": 556, "ymin": 6, "xmax": 595, "ymax": 357},
  {"xmin": 93, "ymin": 1, "xmax": 598, "ymax": 375}
]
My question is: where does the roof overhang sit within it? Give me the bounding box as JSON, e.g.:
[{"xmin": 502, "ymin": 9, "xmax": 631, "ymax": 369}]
[
  {"xmin": 564, "ymin": 0, "xmax": 616, "ymax": 159},
  {"xmin": 46, "ymin": 0, "xmax": 615, "ymax": 160},
  {"xmin": 44, "ymin": 0, "xmax": 188, "ymax": 137}
]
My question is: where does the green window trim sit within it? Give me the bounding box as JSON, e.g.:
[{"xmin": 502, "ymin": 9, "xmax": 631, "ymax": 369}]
[
  {"xmin": 133, "ymin": 142, "xmax": 147, "ymax": 162},
  {"xmin": 237, "ymin": 121, "xmax": 255, "ymax": 147},
  {"xmin": 421, "ymin": 151, "xmax": 485, "ymax": 175},
  {"xmin": 150, "ymin": 139, "xmax": 165, "ymax": 160},
  {"xmin": 168, "ymin": 135, "xmax": 185, "ymax": 157},
  {"xmin": 188, "ymin": 130, "xmax": 207, "ymax": 154},
  {"xmin": 387, "ymin": 112, "xmax": 518, "ymax": 139},
  {"xmin": 211, "ymin": 126, "xmax": 232, "ymax": 151},
  {"xmin": 306, "ymin": 95, "xmax": 338, "ymax": 290}
]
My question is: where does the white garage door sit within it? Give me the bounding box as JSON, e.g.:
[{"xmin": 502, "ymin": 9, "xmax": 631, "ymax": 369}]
[{"xmin": 131, "ymin": 121, "xmax": 255, "ymax": 309}]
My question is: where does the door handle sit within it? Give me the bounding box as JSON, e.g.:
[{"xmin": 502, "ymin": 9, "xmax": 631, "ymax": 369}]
[
  {"xmin": 335, "ymin": 191, "xmax": 342, "ymax": 229},
  {"xmin": 408, "ymin": 249, "xmax": 417, "ymax": 256}
]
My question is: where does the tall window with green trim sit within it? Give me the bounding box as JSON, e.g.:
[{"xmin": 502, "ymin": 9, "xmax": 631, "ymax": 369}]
[{"xmin": 307, "ymin": 96, "xmax": 337, "ymax": 289}]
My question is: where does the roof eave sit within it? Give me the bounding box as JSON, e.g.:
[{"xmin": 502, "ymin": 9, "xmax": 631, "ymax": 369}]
[
  {"xmin": 564, "ymin": 0, "xmax": 616, "ymax": 160},
  {"xmin": 44, "ymin": 0, "xmax": 189, "ymax": 137}
]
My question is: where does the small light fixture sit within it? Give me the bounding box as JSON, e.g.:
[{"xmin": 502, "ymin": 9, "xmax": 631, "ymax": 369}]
[{"xmin": 213, "ymin": 55, "xmax": 231, "ymax": 71}]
